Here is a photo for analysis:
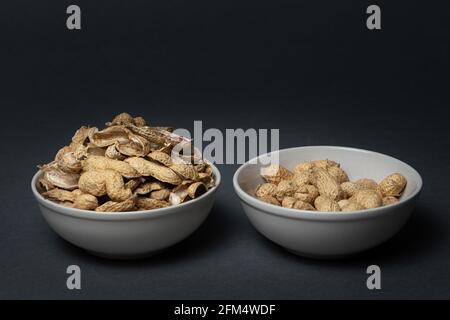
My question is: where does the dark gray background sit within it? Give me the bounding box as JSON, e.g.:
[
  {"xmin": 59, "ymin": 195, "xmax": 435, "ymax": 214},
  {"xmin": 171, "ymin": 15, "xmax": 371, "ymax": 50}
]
[{"xmin": 1, "ymin": 0, "xmax": 450, "ymax": 299}]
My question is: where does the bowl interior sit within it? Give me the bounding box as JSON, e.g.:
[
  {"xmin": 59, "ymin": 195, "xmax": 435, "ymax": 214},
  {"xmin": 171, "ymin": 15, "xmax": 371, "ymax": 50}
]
[{"xmin": 237, "ymin": 146, "xmax": 422, "ymax": 203}]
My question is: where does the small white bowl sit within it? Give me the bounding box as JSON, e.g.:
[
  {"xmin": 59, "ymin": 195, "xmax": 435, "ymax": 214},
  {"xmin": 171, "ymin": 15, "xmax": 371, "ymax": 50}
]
[
  {"xmin": 31, "ymin": 165, "xmax": 221, "ymax": 259},
  {"xmin": 233, "ymin": 146, "xmax": 423, "ymax": 259}
]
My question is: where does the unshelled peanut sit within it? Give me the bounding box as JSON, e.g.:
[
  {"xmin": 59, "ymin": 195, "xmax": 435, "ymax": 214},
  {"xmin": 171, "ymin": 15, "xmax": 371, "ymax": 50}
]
[{"xmin": 254, "ymin": 159, "xmax": 407, "ymax": 213}]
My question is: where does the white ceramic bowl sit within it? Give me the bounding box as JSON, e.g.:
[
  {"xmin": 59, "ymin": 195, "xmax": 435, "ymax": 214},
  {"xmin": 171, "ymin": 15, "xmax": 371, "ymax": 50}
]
[
  {"xmin": 31, "ymin": 165, "xmax": 221, "ymax": 259},
  {"xmin": 233, "ymin": 146, "xmax": 423, "ymax": 259}
]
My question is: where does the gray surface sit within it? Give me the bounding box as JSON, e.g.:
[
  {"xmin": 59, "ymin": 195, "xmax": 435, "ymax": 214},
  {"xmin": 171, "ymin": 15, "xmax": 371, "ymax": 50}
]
[
  {"xmin": 1, "ymin": 103, "xmax": 449, "ymax": 299},
  {"xmin": 1, "ymin": 0, "xmax": 450, "ymax": 299}
]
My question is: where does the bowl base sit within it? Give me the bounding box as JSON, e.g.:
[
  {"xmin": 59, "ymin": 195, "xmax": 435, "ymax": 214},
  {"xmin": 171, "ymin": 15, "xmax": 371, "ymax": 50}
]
[{"xmin": 86, "ymin": 248, "xmax": 167, "ymax": 260}]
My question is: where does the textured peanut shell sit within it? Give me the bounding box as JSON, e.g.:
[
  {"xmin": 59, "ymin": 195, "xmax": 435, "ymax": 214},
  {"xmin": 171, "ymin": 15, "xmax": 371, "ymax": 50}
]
[
  {"xmin": 61, "ymin": 201, "xmax": 75, "ymax": 208},
  {"xmin": 133, "ymin": 116, "xmax": 146, "ymax": 127},
  {"xmin": 73, "ymin": 194, "xmax": 98, "ymax": 210},
  {"xmin": 311, "ymin": 159, "xmax": 340, "ymax": 169},
  {"xmin": 295, "ymin": 160, "xmax": 339, "ymax": 173},
  {"xmin": 197, "ymin": 172, "xmax": 215, "ymax": 188},
  {"xmin": 115, "ymin": 133, "xmax": 151, "ymax": 157},
  {"xmin": 72, "ymin": 189, "xmax": 84, "ymax": 197},
  {"xmin": 125, "ymin": 157, "xmax": 183, "ymax": 185},
  {"xmin": 148, "ymin": 151, "xmax": 173, "ymax": 166},
  {"xmin": 255, "ymin": 183, "xmax": 277, "ymax": 198},
  {"xmin": 42, "ymin": 165, "xmax": 79, "ymax": 190},
  {"xmin": 194, "ymin": 163, "xmax": 206, "ymax": 173},
  {"xmin": 307, "ymin": 184, "xmax": 320, "ymax": 198},
  {"xmin": 327, "ymin": 166, "xmax": 349, "ymax": 184},
  {"xmin": 275, "ymin": 180, "xmax": 296, "ymax": 201},
  {"xmin": 281, "ymin": 197, "xmax": 297, "ymax": 208},
  {"xmin": 293, "ymin": 162, "xmax": 314, "ymax": 173},
  {"xmin": 83, "ymin": 155, "xmax": 140, "ymax": 178},
  {"xmin": 150, "ymin": 189, "xmax": 171, "ymax": 201},
  {"xmin": 204, "ymin": 165, "xmax": 213, "ymax": 176},
  {"xmin": 258, "ymin": 195, "xmax": 281, "ymax": 206},
  {"xmin": 90, "ymin": 126, "xmax": 130, "ymax": 147},
  {"xmin": 169, "ymin": 192, "xmax": 185, "ymax": 205},
  {"xmin": 354, "ymin": 189, "xmax": 382, "ymax": 209},
  {"xmin": 311, "ymin": 167, "xmax": 344, "ymax": 201},
  {"xmin": 39, "ymin": 177, "xmax": 55, "ymax": 191},
  {"xmin": 294, "ymin": 184, "xmax": 319, "ymax": 204},
  {"xmin": 55, "ymin": 146, "xmax": 73, "ymax": 162},
  {"xmin": 187, "ymin": 182, "xmax": 207, "ymax": 199},
  {"xmin": 169, "ymin": 163, "xmax": 198, "ymax": 181},
  {"xmin": 96, "ymin": 197, "xmax": 136, "ymax": 212},
  {"xmin": 71, "ymin": 143, "xmax": 89, "ymax": 160},
  {"xmin": 105, "ymin": 144, "xmax": 126, "ymax": 160},
  {"xmin": 134, "ymin": 181, "xmax": 166, "ymax": 195},
  {"xmin": 338, "ymin": 199, "xmax": 350, "ymax": 209},
  {"xmin": 291, "ymin": 170, "xmax": 312, "ymax": 187},
  {"xmin": 71, "ymin": 126, "xmax": 98, "ymax": 145},
  {"xmin": 379, "ymin": 173, "xmax": 407, "ymax": 197},
  {"xmin": 341, "ymin": 201, "xmax": 365, "ymax": 212},
  {"xmin": 293, "ymin": 200, "xmax": 316, "ymax": 211},
  {"xmin": 107, "ymin": 113, "xmax": 134, "ymax": 126},
  {"xmin": 42, "ymin": 189, "xmax": 76, "ymax": 202},
  {"xmin": 78, "ymin": 170, "xmax": 107, "ymax": 196},
  {"xmin": 169, "ymin": 184, "xmax": 190, "ymax": 205},
  {"xmin": 103, "ymin": 170, "xmax": 133, "ymax": 202},
  {"xmin": 314, "ymin": 195, "xmax": 341, "ymax": 212},
  {"xmin": 57, "ymin": 152, "xmax": 82, "ymax": 173},
  {"xmin": 382, "ymin": 196, "xmax": 399, "ymax": 206},
  {"xmin": 355, "ymin": 178, "xmax": 378, "ymax": 190},
  {"xmin": 124, "ymin": 123, "xmax": 189, "ymax": 148},
  {"xmin": 78, "ymin": 170, "xmax": 132, "ymax": 201},
  {"xmin": 136, "ymin": 197, "xmax": 170, "ymax": 210},
  {"xmin": 86, "ymin": 143, "xmax": 106, "ymax": 157},
  {"xmin": 354, "ymin": 178, "xmax": 383, "ymax": 197},
  {"xmin": 124, "ymin": 178, "xmax": 142, "ymax": 191},
  {"xmin": 341, "ymin": 181, "xmax": 364, "ymax": 198},
  {"xmin": 260, "ymin": 164, "xmax": 293, "ymax": 185},
  {"xmin": 173, "ymin": 180, "xmax": 192, "ymax": 191}
]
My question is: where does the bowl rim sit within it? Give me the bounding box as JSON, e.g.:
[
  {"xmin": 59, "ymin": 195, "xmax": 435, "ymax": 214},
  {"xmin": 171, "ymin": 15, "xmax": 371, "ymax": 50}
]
[
  {"xmin": 31, "ymin": 162, "xmax": 221, "ymax": 221},
  {"xmin": 233, "ymin": 145, "xmax": 423, "ymax": 221}
]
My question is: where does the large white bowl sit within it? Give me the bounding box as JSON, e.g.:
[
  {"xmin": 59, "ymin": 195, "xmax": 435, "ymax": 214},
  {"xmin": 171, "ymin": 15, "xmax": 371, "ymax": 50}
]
[
  {"xmin": 233, "ymin": 146, "xmax": 423, "ymax": 259},
  {"xmin": 31, "ymin": 165, "xmax": 221, "ymax": 259}
]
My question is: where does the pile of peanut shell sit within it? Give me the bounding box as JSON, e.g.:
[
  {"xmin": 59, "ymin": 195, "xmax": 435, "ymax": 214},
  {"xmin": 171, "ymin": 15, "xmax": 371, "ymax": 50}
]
[
  {"xmin": 255, "ymin": 160, "xmax": 407, "ymax": 212},
  {"xmin": 38, "ymin": 113, "xmax": 215, "ymax": 212}
]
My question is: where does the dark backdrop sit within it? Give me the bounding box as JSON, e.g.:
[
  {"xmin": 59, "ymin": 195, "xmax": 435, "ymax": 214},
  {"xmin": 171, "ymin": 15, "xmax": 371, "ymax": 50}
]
[{"xmin": 1, "ymin": 0, "xmax": 449, "ymax": 299}]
